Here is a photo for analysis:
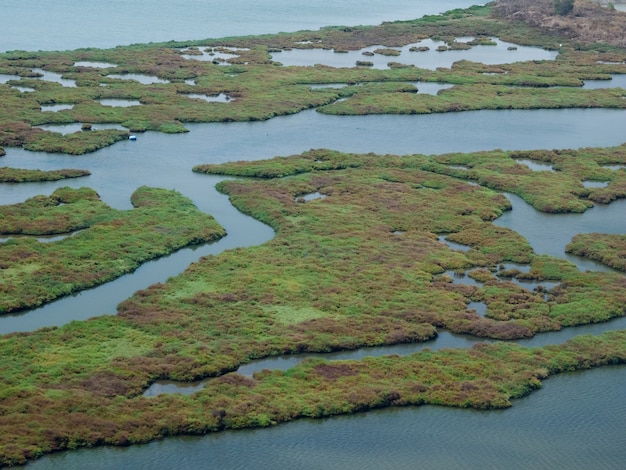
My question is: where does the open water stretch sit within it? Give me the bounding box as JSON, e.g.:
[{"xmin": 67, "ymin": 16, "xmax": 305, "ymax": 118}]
[
  {"xmin": 2, "ymin": 108, "xmax": 626, "ymax": 334},
  {"xmin": 1, "ymin": 1, "xmax": 626, "ymax": 469},
  {"xmin": 24, "ymin": 366, "xmax": 626, "ymax": 470},
  {"xmin": 1, "ymin": 0, "xmax": 483, "ymax": 53}
]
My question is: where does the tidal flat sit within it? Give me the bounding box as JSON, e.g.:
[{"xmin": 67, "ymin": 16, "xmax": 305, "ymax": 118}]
[{"xmin": 1, "ymin": 2, "xmax": 626, "ymax": 467}]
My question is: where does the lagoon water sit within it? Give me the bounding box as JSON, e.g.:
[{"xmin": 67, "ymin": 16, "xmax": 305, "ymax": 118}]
[
  {"xmin": 2, "ymin": 1, "xmax": 626, "ymax": 469},
  {"xmin": 1, "ymin": 0, "xmax": 483, "ymax": 53}
]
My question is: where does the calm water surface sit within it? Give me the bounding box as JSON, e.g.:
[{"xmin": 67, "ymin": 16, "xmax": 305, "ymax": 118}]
[
  {"xmin": 2, "ymin": 2, "xmax": 626, "ymax": 469},
  {"xmin": 272, "ymin": 38, "xmax": 558, "ymax": 69},
  {"xmin": 0, "ymin": 0, "xmax": 482, "ymax": 52},
  {"xmin": 2, "ymin": 108, "xmax": 626, "ymax": 334},
  {"xmin": 26, "ymin": 366, "xmax": 626, "ymax": 470}
]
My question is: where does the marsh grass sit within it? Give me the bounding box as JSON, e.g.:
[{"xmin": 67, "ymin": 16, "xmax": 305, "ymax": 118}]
[
  {"xmin": 0, "ymin": 167, "xmax": 89, "ymax": 182},
  {"xmin": 424, "ymin": 144, "xmax": 626, "ymax": 212},
  {"xmin": 3, "ymin": 117, "xmax": 626, "ymax": 470},
  {"xmin": 0, "ymin": 186, "xmax": 225, "ymax": 313},
  {"xmin": 1, "ymin": 4, "xmax": 625, "ymax": 154},
  {"xmin": 2, "ymin": 3, "xmax": 626, "ymax": 465},
  {"xmin": 566, "ymin": 233, "xmax": 626, "ymax": 271}
]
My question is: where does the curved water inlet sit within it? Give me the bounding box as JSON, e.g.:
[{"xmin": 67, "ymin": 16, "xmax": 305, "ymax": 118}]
[
  {"xmin": 0, "ymin": 177, "xmax": 274, "ymax": 335},
  {"xmin": 1, "ymin": 108, "xmax": 625, "ymax": 333},
  {"xmin": 0, "ymin": 229, "xmax": 84, "ymax": 244},
  {"xmin": 494, "ymin": 193, "xmax": 626, "ymax": 272},
  {"xmin": 144, "ymin": 314, "xmax": 626, "ymax": 397}
]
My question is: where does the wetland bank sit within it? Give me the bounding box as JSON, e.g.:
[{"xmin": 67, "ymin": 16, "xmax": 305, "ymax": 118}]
[{"xmin": 1, "ymin": 1, "xmax": 626, "ymax": 468}]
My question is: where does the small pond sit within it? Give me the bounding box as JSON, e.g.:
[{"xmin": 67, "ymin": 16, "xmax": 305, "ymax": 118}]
[
  {"xmin": 41, "ymin": 104, "xmax": 74, "ymax": 112},
  {"xmin": 582, "ymin": 180, "xmax": 609, "ymax": 188},
  {"xmin": 515, "ymin": 159, "xmax": 554, "ymax": 171},
  {"xmin": 36, "ymin": 123, "xmax": 128, "ymax": 135},
  {"xmin": 106, "ymin": 73, "xmax": 169, "ymax": 84},
  {"xmin": 182, "ymin": 93, "xmax": 233, "ymax": 103},
  {"xmin": 296, "ymin": 191, "xmax": 327, "ymax": 202},
  {"xmin": 438, "ymin": 235, "xmax": 471, "ymax": 251},
  {"xmin": 271, "ymin": 38, "xmax": 558, "ymax": 70},
  {"xmin": 310, "ymin": 83, "xmax": 350, "ymax": 89},
  {"xmin": 31, "ymin": 68, "xmax": 77, "ymax": 87},
  {"xmin": 12, "ymin": 86, "xmax": 35, "ymax": 92},
  {"xmin": 73, "ymin": 61, "xmax": 117, "ymax": 68},
  {"xmin": 411, "ymin": 81, "xmax": 454, "ymax": 95},
  {"xmin": 98, "ymin": 99, "xmax": 142, "ymax": 107},
  {"xmin": 0, "ymin": 73, "xmax": 20, "ymax": 84}
]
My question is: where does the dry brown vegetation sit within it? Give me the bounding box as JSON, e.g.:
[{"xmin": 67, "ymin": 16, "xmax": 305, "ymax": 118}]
[{"xmin": 494, "ymin": 0, "xmax": 626, "ymax": 47}]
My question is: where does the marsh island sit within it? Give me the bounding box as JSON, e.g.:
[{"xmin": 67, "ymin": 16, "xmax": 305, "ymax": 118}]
[{"xmin": 1, "ymin": 1, "xmax": 626, "ymax": 466}]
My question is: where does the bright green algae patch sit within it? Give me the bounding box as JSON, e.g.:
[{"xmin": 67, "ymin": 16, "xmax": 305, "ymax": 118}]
[
  {"xmin": 1, "ymin": 4, "xmax": 626, "ymax": 155},
  {"xmin": 0, "ymin": 186, "xmax": 226, "ymax": 313},
  {"xmin": 0, "ymin": 167, "xmax": 90, "ymax": 183}
]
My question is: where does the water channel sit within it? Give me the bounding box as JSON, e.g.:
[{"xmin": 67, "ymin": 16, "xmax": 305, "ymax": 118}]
[
  {"xmin": 2, "ymin": 108, "xmax": 626, "ymax": 334},
  {"xmin": 2, "ymin": 2, "xmax": 626, "ymax": 468},
  {"xmin": 25, "ymin": 365, "xmax": 626, "ymax": 470},
  {"xmin": 0, "ymin": 110, "xmax": 626, "ymax": 468}
]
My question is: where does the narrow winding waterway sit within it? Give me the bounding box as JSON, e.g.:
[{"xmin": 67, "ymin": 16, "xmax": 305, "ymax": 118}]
[
  {"xmin": 2, "ymin": 2, "xmax": 626, "ymax": 468},
  {"xmin": 2, "ymin": 109, "xmax": 626, "ymax": 334}
]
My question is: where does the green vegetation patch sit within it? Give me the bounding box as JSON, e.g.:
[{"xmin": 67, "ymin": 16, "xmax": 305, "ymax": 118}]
[
  {"xmin": 2, "ymin": 147, "xmax": 625, "ymax": 466},
  {"xmin": 266, "ymin": 306, "xmax": 332, "ymax": 326},
  {"xmin": 318, "ymin": 84, "xmax": 626, "ymax": 116},
  {"xmin": 1, "ymin": 3, "xmax": 625, "ymax": 154},
  {"xmin": 0, "ymin": 186, "xmax": 105, "ymax": 234},
  {"xmin": 566, "ymin": 233, "xmax": 626, "ymax": 271},
  {"xmin": 0, "ymin": 167, "xmax": 90, "ymax": 183},
  {"xmin": 0, "ymin": 186, "xmax": 225, "ymax": 313},
  {"xmin": 424, "ymin": 144, "xmax": 626, "ymax": 213},
  {"xmin": 1, "ymin": 148, "xmax": 626, "ymax": 468},
  {"xmin": 1, "ymin": 328, "xmax": 625, "ymax": 466}
]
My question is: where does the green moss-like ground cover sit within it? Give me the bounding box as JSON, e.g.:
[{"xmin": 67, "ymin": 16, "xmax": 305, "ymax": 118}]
[
  {"xmin": 1, "ymin": 4, "xmax": 625, "ymax": 155},
  {"xmin": 0, "ymin": 186, "xmax": 105, "ymax": 235},
  {"xmin": 318, "ymin": 83, "xmax": 626, "ymax": 115},
  {"xmin": 0, "ymin": 167, "xmax": 89, "ymax": 183},
  {"xmin": 0, "ymin": 186, "xmax": 225, "ymax": 313},
  {"xmin": 2, "ymin": 3, "xmax": 626, "ymax": 466},
  {"xmin": 567, "ymin": 233, "xmax": 626, "ymax": 271},
  {"xmin": 2, "ymin": 148, "xmax": 626, "ymax": 465},
  {"xmin": 424, "ymin": 144, "xmax": 626, "ymax": 212},
  {"xmin": 196, "ymin": 144, "xmax": 626, "ymax": 213}
]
